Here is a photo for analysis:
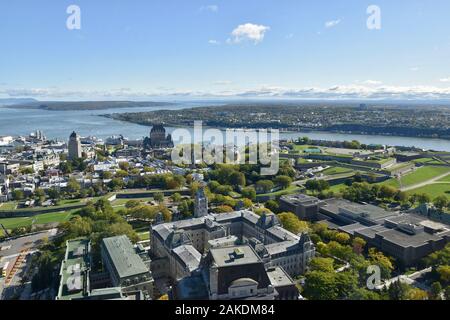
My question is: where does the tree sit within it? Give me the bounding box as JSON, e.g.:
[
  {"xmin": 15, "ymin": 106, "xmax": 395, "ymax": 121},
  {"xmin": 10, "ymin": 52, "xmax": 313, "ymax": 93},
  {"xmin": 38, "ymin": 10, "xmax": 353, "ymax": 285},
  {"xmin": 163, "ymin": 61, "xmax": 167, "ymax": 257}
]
[
  {"xmin": 406, "ymin": 288, "xmax": 428, "ymax": 300},
  {"xmin": 430, "ymin": 282, "xmax": 443, "ymax": 300},
  {"xmin": 256, "ymin": 180, "xmax": 274, "ymax": 193},
  {"xmin": 433, "ymin": 196, "xmax": 448, "ymax": 212},
  {"xmin": 265, "ymin": 200, "xmax": 279, "ymax": 213},
  {"xmin": 229, "ymin": 171, "xmax": 246, "ymax": 187},
  {"xmin": 437, "ymin": 265, "xmax": 450, "ymax": 283},
  {"xmin": 12, "ymin": 189, "xmax": 24, "ymax": 201},
  {"xmin": 241, "ymin": 187, "xmax": 256, "ymax": 200},
  {"xmin": 388, "ymin": 280, "xmax": 409, "ymax": 300},
  {"xmin": 125, "ymin": 200, "xmax": 141, "ymax": 209},
  {"xmin": 67, "ymin": 177, "xmax": 81, "ymax": 195},
  {"xmin": 309, "ymin": 257, "xmax": 334, "ymax": 273},
  {"xmin": 417, "ymin": 193, "xmax": 431, "ymax": 204},
  {"xmin": 214, "ymin": 205, "xmax": 234, "ymax": 213},
  {"xmin": 368, "ymin": 248, "xmax": 394, "ymax": 280},
  {"xmin": 352, "ymin": 237, "xmax": 366, "ymax": 255},
  {"xmin": 108, "ymin": 178, "xmax": 124, "ymax": 191},
  {"xmin": 303, "ymin": 271, "xmax": 338, "ymax": 300},
  {"xmin": 274, "ymin": 175, "xmax": 292, "ymax": 189},
  {"xmin": 154, "ymin": 192, "xmax": 164, "ymax": 203},
  {"xmin": 277, "ymin": 212, "xmax": 309, "ymax": 234},
  {"xmin": 170, "ymin": 193, "xmax": 182, "ymax": 203},
  {"xmin": 334, "ymin": 232, "xmax": 350, "ymax": 245}
]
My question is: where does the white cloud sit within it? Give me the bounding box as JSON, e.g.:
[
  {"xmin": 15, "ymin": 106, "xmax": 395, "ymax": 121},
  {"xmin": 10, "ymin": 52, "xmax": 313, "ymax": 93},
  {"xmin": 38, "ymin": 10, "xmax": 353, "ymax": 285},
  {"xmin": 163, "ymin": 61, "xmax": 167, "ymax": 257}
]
[
  {"xmin": 4, "ymin": 84, "xmax": 450, "ymax": 101},
  {"xmin": 363, "ymin": 80, "xmax": 383, "ymax": 85},
  {"xmin": 200, "ymin": 5, "xmax": 219, "ymax": 13},
  {"xmin": 325, "ymin": 19, "xmax": 341, "ymax": 28},
  {"xmin": 229, "ymin": 23, "xmax": 270, "ymax": 44},
  {"xmin": 208, "ymin": 39, "xmax": 220, "ymax": 45},
  {"xmin": 440, "ymin": 77, "xmax": 450, "ymax": 83},
  {"xmin": 410, "ymin": 67, "xmax": 420, "ymax": 72},
  {"xmin": 213, "ymin": 80, "xmax": 233, "ymax": 85}
]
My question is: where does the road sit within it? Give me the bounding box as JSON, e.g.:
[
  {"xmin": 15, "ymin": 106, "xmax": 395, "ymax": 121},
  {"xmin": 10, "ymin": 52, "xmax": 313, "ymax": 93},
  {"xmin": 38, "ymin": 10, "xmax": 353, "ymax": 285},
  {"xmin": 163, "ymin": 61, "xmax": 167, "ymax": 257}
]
[{"xmin": 400, "ymin": 171, "xmax": 450, "ymax": 192}]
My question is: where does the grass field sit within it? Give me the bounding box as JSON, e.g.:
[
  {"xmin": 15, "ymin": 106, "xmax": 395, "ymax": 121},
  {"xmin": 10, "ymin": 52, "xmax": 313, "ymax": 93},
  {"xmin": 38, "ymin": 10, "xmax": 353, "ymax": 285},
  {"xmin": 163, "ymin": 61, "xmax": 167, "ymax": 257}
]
[
  {"xmin": 381, "ymin": 166, "xmax": 450, "ymax": 189},
  {"xmin": 406, "ymin": 183, "xmax": 450, "ymax": 200},
  {"xmin": 412, "ymin": 158, "xmax": 446, "ymax": 165},
  {"xmin": 0, "ymin": 210, "xmax": 75, "ymax": 230},
  {"xmin": 322, "ymin": 167, "xmax": 354, "ymax": 176},
  {"xmin": 437, "ymin": 175, "xmax": 450, "ymax": 183}
]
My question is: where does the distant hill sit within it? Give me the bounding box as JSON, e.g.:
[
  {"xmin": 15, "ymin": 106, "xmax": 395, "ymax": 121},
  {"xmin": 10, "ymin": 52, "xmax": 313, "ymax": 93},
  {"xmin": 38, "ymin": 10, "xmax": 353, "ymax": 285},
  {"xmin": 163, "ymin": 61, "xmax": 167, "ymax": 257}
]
[
  {"xmin": 5, "ymin": 100, "xmax": 175, "ymax": 111},
  {"xmin": 0, "ymin": 98, "xmax": 38, "ymax": 106}
]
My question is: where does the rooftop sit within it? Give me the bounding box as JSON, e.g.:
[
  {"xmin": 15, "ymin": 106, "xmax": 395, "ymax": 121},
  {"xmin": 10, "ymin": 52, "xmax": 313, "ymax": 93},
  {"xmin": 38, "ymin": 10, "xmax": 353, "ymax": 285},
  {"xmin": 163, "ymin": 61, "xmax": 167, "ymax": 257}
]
[
  {"xmin": 102, "ymin": 235, "xmax": 149, "ymax": 279},
  {"xmin": 210, "ymin": 245, "xmax": 261, "ymax": 267}
]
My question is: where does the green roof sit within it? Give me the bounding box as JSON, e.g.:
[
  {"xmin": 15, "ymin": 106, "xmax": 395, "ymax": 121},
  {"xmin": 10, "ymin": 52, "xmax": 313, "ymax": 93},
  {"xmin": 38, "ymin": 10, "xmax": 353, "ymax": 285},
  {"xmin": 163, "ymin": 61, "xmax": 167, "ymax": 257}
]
[
  {"xmin": 102, "ymin": 235, "xmax": 149, "ymax": 280},
  {"xmin": 57, "ymin": 238, "xmax": 91, "ymax": 300}
]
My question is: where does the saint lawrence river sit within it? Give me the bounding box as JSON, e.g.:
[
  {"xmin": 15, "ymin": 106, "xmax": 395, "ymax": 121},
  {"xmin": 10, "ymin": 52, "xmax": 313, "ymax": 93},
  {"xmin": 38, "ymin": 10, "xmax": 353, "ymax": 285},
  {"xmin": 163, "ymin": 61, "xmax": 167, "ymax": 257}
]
[{"xmin": 1, "ymin": 102, "xmax": 450, "ymax": 151}]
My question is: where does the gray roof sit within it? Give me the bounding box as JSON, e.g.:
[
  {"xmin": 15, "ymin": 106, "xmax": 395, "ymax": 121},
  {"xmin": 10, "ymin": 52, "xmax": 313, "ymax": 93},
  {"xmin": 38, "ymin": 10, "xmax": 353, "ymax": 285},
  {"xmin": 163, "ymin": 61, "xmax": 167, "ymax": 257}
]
[
  {"xmin": 102, "ymin": 235, "xmax": 149, "ymax": 279},
  {"xmin": 267, "ymin": 267, "xmax": 295, "ymax": 287},
  {"xmin": 210, "ymin": 245, "xmax": 261, "ymax": 267},
  {"xmin": 172, "ymin": 245, "xmax": 202, "ymax": 272},
  {"xmin": 265, "ymin": 240, "xmax": 298, "ymax": 256}
]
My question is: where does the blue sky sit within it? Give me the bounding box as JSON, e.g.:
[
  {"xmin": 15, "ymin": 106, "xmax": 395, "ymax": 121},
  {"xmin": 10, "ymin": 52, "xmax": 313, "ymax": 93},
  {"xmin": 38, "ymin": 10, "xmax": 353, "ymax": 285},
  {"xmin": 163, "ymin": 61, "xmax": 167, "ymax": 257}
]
[{"xmin": 1, "ymin": 0, "xmax": 450, "ymax": 100}]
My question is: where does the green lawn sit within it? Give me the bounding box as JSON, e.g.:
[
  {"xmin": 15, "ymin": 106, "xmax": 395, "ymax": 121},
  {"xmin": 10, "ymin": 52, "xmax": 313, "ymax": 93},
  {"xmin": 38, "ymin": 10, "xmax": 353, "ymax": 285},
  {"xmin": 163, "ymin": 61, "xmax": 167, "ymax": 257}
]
[
  {"xmin": 328, "ymin": 183, "xmax": 349, "ymax": 193},
  {"xmin": 401, "ymin": 166, "xmax": 450, "ymax": 187},
  {"xmin": 412, "ymin": 158, "xmax": 446, "ymax": 165},
  {"xmin": 0, "ymin": 210, "xmax": 75, "ymax": 230},
  {"xmin": 381, "ymin": 166, "xmax": 450, "ymax": 188},
  {"xmin": 406, "ymin": 183, "xmax": 450, "ymax": 200},
  {"xmin": 437, "ymin": 175, "xmax": 450, "ymax": 183},
  {"xmin": 322, "ymin": 167, "xmax": 354, "ymax": 176}
]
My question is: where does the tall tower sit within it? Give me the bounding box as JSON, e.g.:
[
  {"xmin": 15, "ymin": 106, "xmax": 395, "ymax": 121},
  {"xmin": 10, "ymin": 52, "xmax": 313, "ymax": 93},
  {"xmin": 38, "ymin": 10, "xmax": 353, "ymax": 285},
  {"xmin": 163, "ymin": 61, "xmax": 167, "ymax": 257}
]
[
  {"xmin": 194, "ymin": 186, "xmax": 208, "ymax": 218},
  {"xmin": 68, "ymin": 131, "xmax": 82, "ymax": 160}
]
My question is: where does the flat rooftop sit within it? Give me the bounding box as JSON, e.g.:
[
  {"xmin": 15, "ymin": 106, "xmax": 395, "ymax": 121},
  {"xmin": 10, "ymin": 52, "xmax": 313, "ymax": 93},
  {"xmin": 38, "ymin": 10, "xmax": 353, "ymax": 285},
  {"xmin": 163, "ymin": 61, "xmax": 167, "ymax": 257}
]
[
  {"xmin": 102, "ymin": 235, "xmax": 149, "ymax": 279},
  {"xmin": 267, "ymin": 267, "xmax": 295, "ymax": 287},
  {"xmin": 210, "ymin": 245, "xmax": 261, "ymax": 267},
  {"xmin": 57, "ymin": 238, "xmax": 90, "ymax": 300}
]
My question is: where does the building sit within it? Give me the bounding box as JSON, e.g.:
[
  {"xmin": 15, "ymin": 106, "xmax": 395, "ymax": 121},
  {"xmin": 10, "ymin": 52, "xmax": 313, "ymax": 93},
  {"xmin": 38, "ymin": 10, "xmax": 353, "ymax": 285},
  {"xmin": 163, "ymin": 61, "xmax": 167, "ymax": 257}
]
[
  {"xmin": 279, "ymin": 194, "xmax": 324, "ymax": 220},
  {"xmin": 194, "ymin": 187, "xmax": 208, "ymax": 218},
  {"xmin": 352, "ymin": 215, "xmax": 450, "ymax": 266},
  {"xmin": 57, "ymin": 238, "xmax": 150, "ymax": 300},
  {"xmin": 101, "ymin": 235, "xmax": 154, "ymax": 298},
  {"xmin": 318, "ymin": 198, "xmax": 450, "ymax": 266},
  {"xmin": 203, "ymin": 245, "xmax": 276, "ymax": 300},
  {"xmin": 68, "ymin": 131, "xmax": 82, "ymax": 160},
  {"xmin": 57, "ymin": 239, "xmax": 91, "ymax": 300},
  {"xmin": 143, "ymin": 125, "xmax": 174, "ymax": 149}
]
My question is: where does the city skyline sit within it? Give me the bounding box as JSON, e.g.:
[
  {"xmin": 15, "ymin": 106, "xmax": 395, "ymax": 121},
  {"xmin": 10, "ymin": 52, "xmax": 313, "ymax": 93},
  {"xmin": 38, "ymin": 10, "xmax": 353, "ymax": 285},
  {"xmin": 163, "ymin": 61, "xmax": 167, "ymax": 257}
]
[{"xmin": 1, "ymin": 0, "xmax": 450, "ymax": 100}]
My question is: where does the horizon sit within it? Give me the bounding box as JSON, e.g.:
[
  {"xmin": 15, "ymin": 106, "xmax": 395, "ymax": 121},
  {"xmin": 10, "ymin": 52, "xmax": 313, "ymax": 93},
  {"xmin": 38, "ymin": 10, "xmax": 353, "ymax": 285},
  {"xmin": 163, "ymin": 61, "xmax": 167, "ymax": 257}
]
[{"xmin": 1, "ymin": 0, "xmax": 450, "ymax": 101}]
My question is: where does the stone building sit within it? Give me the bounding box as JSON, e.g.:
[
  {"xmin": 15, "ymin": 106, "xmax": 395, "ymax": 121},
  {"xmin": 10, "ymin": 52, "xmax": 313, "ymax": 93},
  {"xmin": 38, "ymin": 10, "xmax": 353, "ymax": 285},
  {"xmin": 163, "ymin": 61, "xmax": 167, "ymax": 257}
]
[
  {"xmin": 68, "ymin": 131, "xmax": 82, "ymax": 160},
  {"xmin": 143, "ymin": 125, "xmax": 174, "ymax": 149}
]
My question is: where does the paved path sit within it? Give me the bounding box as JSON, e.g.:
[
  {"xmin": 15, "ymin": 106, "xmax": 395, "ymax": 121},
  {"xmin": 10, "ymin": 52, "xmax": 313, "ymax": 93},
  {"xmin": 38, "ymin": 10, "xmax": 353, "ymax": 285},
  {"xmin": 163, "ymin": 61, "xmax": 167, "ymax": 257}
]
[{"xmin": 400, "ymin": 171, "xmax": 450, "ymax": 192}]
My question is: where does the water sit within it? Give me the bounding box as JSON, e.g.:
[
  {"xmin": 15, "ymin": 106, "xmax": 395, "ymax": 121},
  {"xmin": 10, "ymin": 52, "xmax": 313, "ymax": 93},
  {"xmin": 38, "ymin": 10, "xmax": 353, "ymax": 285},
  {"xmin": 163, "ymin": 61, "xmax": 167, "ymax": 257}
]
[{"xmin": 1, "ymin": 102, "xmax": 450, "ymax": 151}]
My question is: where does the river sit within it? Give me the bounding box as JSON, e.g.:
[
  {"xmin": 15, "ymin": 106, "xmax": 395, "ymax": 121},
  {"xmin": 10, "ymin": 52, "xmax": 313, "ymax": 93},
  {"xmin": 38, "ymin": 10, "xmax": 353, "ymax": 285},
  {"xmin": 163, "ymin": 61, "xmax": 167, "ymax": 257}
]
[{"xmin": 1, "ymin": 102, "xmax": 450, "ymax": 151}]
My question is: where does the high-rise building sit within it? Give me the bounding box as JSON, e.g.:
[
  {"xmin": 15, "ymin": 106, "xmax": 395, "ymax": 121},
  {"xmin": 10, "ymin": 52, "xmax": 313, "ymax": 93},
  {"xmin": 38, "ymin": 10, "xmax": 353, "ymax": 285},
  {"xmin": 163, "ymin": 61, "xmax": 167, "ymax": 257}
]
[{"xmin": 68, "ymin": 131, "xmax": 82, "ymax": 160}]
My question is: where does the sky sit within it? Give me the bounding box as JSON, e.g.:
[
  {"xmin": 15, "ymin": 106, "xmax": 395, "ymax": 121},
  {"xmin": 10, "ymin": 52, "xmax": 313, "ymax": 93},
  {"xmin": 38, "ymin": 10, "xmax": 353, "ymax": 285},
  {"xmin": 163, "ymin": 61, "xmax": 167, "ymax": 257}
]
[{"xmin": 1, "ymin": 0, "xmax": 450, "ymax": 100}]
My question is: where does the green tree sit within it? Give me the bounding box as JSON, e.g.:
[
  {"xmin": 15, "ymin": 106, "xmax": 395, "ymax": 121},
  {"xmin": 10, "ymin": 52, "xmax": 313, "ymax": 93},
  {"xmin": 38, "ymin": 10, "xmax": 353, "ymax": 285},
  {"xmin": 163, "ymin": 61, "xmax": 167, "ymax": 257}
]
[
  {"xmin": 154, "ymin": 192, "xmax": 164, "ymax": 203},
  {"xmin": 309, "ymin": 257, "xmax": 334, "ymax": 273},
  {"xmin": 277, "ymin": 212, "xmax": 309, "ymax": 234},
  {"xmin": 241, "ymin": 187, "xmax": 256, "ymax": 200},
  {"xmin": 274, "ymin": 175, "xmax": 293, "ymax": 189}
]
